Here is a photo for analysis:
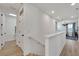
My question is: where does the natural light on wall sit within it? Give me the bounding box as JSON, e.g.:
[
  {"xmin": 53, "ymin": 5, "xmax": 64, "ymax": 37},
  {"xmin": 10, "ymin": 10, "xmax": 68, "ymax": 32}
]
[
  {"xmin": 71, "ymin": 3, "xmax": 76, "ymax": 6},
  {"xmin": 9, "ymin": 13, "xmax": 16, "ymax": 17}
]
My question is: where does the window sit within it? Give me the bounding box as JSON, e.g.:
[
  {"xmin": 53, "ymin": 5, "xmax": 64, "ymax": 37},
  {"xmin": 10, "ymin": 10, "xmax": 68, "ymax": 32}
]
[{"xmin": 56, "ymin": 22, "xmax": 65, "ymax": 32}]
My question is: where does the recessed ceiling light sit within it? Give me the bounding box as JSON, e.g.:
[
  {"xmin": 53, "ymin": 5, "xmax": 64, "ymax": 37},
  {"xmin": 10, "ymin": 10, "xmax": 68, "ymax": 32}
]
[
  {"xmin": 52, "ymin": 10, "xmax": 54, "ymax": 14},
  {"xmin": 9, "ymin": 13, "xmax": 16, "ymax": 17},
  {"xmin": 71, "ymin": 3, "xmax": 76, "ymax": 6},
  {"xmin": 71, "ymin": 16, "xmax": 74, "ymax": 18}
]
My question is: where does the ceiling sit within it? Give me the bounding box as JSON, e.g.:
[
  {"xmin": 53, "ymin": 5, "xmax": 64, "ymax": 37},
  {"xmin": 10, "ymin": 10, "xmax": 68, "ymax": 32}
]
[
  {"xmin": 32, "ymin": 3, "xmax": 79, "ymax": 20},
  {"xmin": 0, "ymin": 3, "xmax": 22, "ymax": 14},
  {"xmin": 0, "ymin": 3, "xmax": 79, "ymax": 20}
]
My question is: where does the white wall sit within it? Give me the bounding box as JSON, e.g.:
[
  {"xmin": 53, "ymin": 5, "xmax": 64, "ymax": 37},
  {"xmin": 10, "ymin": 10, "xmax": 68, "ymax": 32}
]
[
  {"xmin": 16, "ymin": 4, "xmax": 56, "ymax": 55},
  {"xmin": 41, "ymin": 14, "xmax": 56, "ymax": 35},
  {"xmin": 23, "ymin": 4, "xmax": 46, "ymax": 55},
  {"xmin": 16, "ymin": 4, "xmax": 66, "ymax": 56},
  {"xmin": 22, "ymin": 4, "xmax": 56, "ymax": 44},
  {"xmin": 23, "ymin": 4, "xmax": 56, "ymax": 46},
  {"xmin": 5, "ymin": 15, "xmax": 16, "ymax": 41}
]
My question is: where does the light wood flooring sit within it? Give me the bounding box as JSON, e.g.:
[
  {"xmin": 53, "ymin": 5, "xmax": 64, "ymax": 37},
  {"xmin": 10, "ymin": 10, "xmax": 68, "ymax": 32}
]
[
  {"xmin": 1, "ymin": 39, "xmax": 79, "ymax": 56},
  {"xmin": 60, "ymin": 39, "xmax": 79, "ymax": 56},
  {"xmin": 0, "ymin": 40, "xmax": 23, "ymax": 56}
]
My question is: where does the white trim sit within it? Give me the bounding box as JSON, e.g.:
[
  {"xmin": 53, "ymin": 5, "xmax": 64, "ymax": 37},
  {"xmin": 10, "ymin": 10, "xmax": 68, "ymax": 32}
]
[{"xmin": 45, "ymin": 31, "xmax": 65, "ymax": 38}]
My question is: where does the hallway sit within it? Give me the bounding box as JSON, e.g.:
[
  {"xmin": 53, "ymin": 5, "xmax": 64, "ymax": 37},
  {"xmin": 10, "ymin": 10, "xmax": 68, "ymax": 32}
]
[
  {"xmin": 60, "ymin": 40, "xmax": 79, "ymax": 56},
  {"xmin": 0, "ymin": 40, "xmax": 23, "ymax": 56},
  {"xmin": 0, "ymin": 3, "xmax": 79, "ymax": 56}
]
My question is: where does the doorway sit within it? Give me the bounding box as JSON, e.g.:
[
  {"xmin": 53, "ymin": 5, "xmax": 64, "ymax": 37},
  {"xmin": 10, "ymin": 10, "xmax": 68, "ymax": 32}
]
[{"xmin": 66, "ymin": 23, "xmax": 78, "ymax": 40}]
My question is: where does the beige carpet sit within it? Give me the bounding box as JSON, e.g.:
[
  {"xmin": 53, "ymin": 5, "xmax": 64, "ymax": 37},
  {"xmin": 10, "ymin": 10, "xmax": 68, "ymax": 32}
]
[{"xmin": 0, "ymin": 40, "xmax": 23, "ymax": 56}]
